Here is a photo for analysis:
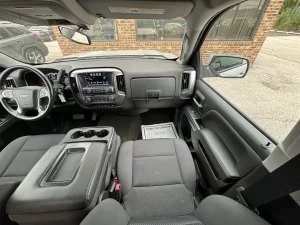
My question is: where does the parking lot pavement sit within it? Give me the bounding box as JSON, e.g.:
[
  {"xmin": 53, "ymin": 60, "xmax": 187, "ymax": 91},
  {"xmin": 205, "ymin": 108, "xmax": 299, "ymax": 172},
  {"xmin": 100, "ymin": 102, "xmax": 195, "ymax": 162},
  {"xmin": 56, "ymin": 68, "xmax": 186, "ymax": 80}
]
[
  {"xmin": 205, "ymin": 36, "xmax": 300, "ymax": 141},
  {"xmin": 44, "ymin": 41, "xmax": 63, "ymax": 62}
]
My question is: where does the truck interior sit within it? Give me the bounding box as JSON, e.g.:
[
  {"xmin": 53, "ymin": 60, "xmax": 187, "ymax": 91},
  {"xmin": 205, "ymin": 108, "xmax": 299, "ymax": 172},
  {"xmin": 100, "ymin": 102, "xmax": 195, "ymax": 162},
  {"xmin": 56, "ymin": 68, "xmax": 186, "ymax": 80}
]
[{"xmin": 0, "ymin": 0, "xmax": 299, "ymax": 225}]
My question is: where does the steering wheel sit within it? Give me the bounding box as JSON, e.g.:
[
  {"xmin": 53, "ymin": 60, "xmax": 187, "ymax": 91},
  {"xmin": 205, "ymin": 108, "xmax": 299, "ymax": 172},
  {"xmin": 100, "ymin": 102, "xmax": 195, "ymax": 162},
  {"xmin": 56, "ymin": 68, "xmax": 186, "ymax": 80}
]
[{"xmin": 0, "ymin": 66, "xmax": 54, "ymax": 121}]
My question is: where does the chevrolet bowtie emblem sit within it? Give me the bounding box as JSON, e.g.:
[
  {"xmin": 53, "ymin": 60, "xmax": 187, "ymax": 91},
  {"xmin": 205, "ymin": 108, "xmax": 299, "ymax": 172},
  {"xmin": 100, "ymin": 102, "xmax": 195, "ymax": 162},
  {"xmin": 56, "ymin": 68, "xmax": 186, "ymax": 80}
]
[{"xmin": 19, "ymin": 94, "xmax": 29, "ymax": 98}]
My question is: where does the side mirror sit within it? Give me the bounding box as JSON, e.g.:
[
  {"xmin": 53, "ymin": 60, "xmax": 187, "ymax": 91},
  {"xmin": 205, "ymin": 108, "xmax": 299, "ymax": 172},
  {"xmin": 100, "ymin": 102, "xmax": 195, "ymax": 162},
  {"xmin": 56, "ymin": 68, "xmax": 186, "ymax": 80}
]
[
  {"xmin": 206, "ymin": 55, "xmax": 250, "ymax": 78},
  {"xmin": 58, "ymin": 26, "xmax": 91, "ymax": 45}
]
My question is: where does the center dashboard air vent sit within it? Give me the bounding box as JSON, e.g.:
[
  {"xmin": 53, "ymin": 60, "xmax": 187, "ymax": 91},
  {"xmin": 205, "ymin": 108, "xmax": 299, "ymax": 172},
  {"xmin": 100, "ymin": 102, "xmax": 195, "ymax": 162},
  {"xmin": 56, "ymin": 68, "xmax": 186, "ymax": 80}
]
[
  {"xmin": 180, "ymin": 70, "xmax": 196, "ymax": 98},
  {"xmin": 116, "ymin": 75, "xmax": 125, "ymax": 92},
  {"xmin": 5, "ymin": 79, "xmax": 16, "ymax": 88}
]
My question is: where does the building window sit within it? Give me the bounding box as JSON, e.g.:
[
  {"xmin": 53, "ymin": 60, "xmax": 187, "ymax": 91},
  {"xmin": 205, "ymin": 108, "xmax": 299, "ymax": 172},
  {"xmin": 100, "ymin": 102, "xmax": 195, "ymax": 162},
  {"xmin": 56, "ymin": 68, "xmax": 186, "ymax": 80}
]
[
  {"xmin": 84, "ymin": 18, "xmax": 118, "ymax": 41},
  {"xmin": 206, "ymin": 0, "xmax": 268, "ymax": 41},
  {"xmin": 136, "ymin": 19, "xmax": 186, "ymax": 41}
]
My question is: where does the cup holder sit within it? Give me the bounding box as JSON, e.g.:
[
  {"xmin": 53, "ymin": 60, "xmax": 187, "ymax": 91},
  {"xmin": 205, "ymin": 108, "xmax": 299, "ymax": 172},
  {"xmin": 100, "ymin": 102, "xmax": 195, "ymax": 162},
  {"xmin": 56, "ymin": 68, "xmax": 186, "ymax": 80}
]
[
  {"xmin": 84, "ymin": 130, "xmax": 96, "ymax": 138},
  {"xmin": 71, "ymin": 129, "xmax": 109, "ymax": 139},
  {"xmin": 96, "ymin": 129, "xmax": 109, "ymax": 138},
  {"xmin": 71, "ymin": 131, "xmax": 84, "ymax": 139}
]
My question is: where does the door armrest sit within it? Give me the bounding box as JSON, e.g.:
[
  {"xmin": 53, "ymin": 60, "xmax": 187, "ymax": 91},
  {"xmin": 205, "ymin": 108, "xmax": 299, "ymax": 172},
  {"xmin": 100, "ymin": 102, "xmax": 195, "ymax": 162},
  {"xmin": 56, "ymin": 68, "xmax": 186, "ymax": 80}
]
[{"xmin": 198, "ymin": 128, "xmax": 240, "ymax": 182}]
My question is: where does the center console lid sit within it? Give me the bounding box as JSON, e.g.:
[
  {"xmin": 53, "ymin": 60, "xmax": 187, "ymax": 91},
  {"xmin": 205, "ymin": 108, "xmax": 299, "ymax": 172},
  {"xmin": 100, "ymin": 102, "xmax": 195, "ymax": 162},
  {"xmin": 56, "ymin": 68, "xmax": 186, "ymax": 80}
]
[{"xmin": 7, "ymin": 126, "xmax": 119, "ymax": 225}]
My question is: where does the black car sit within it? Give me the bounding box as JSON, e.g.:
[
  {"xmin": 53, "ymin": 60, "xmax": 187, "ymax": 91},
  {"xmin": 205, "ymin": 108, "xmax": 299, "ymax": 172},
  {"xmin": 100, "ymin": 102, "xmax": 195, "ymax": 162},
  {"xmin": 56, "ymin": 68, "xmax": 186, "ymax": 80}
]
[{"xmin": 0, "ymin": 22, "xmax": 49, "ymax": 64}]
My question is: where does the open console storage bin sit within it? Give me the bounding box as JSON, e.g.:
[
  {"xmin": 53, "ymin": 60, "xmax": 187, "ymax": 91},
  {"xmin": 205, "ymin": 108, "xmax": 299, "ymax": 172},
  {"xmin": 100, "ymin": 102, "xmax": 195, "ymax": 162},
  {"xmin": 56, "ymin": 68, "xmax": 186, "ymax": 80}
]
[{"xmin": 7, "ymin": 127, "xmax": 117, "ymax": 225}]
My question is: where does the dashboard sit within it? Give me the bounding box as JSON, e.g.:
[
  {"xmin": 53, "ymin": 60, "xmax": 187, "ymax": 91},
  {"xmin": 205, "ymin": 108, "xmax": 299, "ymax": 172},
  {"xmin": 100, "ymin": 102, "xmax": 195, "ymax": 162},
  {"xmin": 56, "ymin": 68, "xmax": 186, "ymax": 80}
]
[
  {"xmin": 2, "ymin": 58, "xmax": 196, "ymax": 111},
  {"xmin": 24, "ymin": 70, "xmax": 59, "ymax": 86}
]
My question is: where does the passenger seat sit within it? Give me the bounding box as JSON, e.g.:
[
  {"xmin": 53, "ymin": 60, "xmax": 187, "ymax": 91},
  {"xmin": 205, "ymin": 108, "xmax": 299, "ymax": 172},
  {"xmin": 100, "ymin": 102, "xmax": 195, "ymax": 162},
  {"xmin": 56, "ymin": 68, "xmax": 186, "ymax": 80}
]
[{"xmin": 81, "ymin": 139, "xmax": 270, "ymax": 225}]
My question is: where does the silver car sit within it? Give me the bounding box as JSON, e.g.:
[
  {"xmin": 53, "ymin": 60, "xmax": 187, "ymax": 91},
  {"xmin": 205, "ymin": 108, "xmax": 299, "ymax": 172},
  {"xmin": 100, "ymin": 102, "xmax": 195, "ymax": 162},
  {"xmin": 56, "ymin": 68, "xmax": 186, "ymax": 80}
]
[{"xmin": 0, "ymin": 22, "xmax": 49, "ymax": 64}]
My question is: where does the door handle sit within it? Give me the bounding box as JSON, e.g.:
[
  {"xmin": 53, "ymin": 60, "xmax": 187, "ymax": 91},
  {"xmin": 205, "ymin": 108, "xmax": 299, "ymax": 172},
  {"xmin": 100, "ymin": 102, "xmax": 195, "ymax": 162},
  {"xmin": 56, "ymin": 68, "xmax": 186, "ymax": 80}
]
[
  {"xmin": 193, "ymin": 90, "xmax": 205, "ymax": 110},
  {"xmin": 12, "ymin": 40, "xmax": 20, "ymax": 44},
  {"xmin": 193, "ymin": 98, "xmax": 203, "ymax": 109}
]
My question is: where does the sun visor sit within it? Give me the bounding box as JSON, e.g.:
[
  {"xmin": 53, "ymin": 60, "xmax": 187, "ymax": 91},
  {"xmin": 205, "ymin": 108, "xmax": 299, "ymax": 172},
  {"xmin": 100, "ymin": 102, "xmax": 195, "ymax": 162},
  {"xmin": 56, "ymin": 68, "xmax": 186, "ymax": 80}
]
[
  {"xmin": 0, "ymin": 0, "xmax": 96, "ymax": 25},
  {"xmin": 77, "ymin": 0, "xmax": 194, "ymax": 19}
]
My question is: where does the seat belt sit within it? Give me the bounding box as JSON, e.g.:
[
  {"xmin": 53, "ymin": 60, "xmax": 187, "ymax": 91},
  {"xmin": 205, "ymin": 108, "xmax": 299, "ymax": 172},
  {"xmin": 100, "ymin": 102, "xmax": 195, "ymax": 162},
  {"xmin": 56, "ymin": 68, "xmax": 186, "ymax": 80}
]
[{"xmin": 238, "ymin": 153, "xmax": 300, "ymax": 209}]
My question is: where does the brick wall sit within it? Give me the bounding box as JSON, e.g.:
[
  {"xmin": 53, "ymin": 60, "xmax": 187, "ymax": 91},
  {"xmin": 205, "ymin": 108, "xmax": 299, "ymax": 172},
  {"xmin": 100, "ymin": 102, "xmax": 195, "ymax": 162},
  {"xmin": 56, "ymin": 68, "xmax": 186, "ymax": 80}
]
[
  {"xmin": 202, "ymin": 0, "xmax": 285, "ymax": 63},
  {"xmin": 53, "ymin": 0, "xmax": 284, "ymax": 63},
  {"xmin": 52, "ymin": 20, "xmax": 182, "ymax": 57}
]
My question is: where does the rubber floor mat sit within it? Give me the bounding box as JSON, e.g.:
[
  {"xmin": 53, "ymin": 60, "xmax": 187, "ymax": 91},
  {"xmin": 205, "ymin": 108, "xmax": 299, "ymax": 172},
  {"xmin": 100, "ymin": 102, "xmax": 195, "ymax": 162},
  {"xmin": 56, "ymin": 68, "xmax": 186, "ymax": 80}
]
[{"xmin": 98, "ymin": 114, "xmax": 141, "ymax": 142}]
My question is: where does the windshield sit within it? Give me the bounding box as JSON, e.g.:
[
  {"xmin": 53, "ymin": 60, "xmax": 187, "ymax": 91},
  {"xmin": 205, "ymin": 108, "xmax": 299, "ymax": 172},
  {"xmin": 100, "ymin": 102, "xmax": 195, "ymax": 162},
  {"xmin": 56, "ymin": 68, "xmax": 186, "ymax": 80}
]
[{"xmin": 0, "ymin": 18, "xmax": 185, "ymax": 64}]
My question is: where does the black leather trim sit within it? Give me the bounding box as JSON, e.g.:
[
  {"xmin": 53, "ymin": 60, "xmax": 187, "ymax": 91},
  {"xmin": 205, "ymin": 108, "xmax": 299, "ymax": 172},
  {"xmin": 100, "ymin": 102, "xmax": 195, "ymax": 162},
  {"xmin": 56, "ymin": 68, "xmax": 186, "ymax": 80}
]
[{"xmin": 198, "ymin": 128, "xmax": 240, "ymax": 182}]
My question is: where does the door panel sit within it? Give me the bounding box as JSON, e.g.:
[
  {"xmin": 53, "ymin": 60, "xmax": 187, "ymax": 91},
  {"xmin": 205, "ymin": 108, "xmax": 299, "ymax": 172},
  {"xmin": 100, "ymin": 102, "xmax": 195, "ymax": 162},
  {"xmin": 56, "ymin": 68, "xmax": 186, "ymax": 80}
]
[
  {"xmin": 194, "ymin": 79, "xmax": 275, "ymax": 159},
  {"xmin": 190, "ymin": 79, "xmax": 276, "ymax": 193}
]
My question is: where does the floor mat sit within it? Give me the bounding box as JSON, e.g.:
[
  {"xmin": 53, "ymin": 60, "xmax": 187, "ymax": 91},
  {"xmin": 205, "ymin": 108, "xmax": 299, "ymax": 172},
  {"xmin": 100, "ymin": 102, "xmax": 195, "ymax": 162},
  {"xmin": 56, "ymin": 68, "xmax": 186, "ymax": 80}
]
[
  {"xmin": 140, "ymin": 109, "xmax": 175, "ymax": 125},
  {"xmin": 98, "ymin": 114, "xmax": 141, "ymax": 143},
  {"xmin": 142, "ymin": 122, "xmax": 179, "ymax": 139}
]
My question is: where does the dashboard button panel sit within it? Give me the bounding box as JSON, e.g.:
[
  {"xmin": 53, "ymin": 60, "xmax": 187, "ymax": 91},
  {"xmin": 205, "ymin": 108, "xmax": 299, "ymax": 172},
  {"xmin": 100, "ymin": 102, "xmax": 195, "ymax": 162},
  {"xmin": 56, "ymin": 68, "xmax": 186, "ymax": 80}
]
[{"xmin": 70, "ymin": 68, "xmax": 126, "ymax": 109}]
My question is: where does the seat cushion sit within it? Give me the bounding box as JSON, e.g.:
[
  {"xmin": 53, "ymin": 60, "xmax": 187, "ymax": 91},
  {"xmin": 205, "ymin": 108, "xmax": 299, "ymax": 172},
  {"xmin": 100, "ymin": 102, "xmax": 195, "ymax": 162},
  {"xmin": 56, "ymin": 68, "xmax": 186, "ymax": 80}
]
[
  {"xmin": 0, "ymin": 135, "xmax": 64, "ymax": 180},
  {"xmin": 80, "ymin": 196, "xmax": 270, "ymax": 225},
  {"xmin": 129, "ymin": 215, "xmax": 203, "ymax": 225},
  {"xmin": 0, "ymin": 135, "xmax": 64, "ymax": 220},
  {"xmin": 117, "ymin": 139, "xmax": 196, "ymax": 218}
]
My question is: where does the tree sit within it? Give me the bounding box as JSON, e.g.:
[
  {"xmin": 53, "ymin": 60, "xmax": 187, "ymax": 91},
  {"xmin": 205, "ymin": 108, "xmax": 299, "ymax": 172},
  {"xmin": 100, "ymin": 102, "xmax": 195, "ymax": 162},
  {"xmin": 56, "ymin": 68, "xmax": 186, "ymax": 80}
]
[{"xmin": 274, "ymin": 0, "xmax": 300, "ymax": 32}]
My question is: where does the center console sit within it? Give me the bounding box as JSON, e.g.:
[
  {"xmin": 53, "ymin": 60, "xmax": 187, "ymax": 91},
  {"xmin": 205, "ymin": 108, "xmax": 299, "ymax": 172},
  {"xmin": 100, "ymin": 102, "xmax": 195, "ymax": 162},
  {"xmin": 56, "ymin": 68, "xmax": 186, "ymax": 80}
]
[
  {"xmin": 69, "ymin": 68, "xmax": 126, "ymax": 109},
  {"xmin": 7, "ymin": 126, "xmax": 121, "ymax": 225}
]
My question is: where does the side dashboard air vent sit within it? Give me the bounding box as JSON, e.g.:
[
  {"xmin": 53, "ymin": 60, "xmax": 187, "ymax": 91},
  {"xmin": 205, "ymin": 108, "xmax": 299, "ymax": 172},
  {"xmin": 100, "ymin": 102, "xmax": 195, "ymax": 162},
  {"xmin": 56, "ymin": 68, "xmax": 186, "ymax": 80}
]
[
  {"xmin": 116, "ymin": 75, "xmax": 125, "ymax": 92},
  {"xmin": 5, "ymin": 79, "xmax": 16, "ymax": 88},
  {"xmin": 181, "ymin": 72, "xmax": 190, "ymax": 90},
  {"xmin": 180, "ymin": 70, "xmax": 196, "ymax": 98}
]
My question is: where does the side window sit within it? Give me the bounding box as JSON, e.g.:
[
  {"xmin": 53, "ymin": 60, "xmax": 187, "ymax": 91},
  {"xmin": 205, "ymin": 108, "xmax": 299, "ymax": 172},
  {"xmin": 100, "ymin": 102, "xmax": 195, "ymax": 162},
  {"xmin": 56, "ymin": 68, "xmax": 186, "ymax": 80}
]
[
  {"xmin": 200, "ymin": 0, "xmax": 299, "ymax": 141},
  {"xmin": 6, "ymin": 27, "xmax": 24, "ymax": 37},
  {"xmin": 0, "ymin": 28, "xmax": 10, "ymax": 40}
]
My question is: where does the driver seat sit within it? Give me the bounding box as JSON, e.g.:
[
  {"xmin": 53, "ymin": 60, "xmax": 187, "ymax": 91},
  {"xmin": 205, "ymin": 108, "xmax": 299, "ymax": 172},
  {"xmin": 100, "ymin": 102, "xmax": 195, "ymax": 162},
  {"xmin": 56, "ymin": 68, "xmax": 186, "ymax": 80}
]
[{"xmin": 0, "ymin": 134, "xmax": 64, "ymax": 222}]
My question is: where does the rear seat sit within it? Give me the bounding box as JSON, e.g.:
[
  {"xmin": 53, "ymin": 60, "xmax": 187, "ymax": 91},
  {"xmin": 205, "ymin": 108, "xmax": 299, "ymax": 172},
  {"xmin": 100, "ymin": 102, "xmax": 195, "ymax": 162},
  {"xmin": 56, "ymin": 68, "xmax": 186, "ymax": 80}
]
[{"xmin": 81, "ymin": 139, "xmax": 270, "ymax": 225}]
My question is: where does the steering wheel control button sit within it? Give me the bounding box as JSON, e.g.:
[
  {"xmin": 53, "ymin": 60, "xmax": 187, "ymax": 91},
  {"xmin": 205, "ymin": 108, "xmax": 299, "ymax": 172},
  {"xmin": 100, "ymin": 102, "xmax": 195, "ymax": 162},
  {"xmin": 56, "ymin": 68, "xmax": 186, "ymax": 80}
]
[{"xmin": 2, "ymin": 90, "xmax": 13, "ymax": 98}]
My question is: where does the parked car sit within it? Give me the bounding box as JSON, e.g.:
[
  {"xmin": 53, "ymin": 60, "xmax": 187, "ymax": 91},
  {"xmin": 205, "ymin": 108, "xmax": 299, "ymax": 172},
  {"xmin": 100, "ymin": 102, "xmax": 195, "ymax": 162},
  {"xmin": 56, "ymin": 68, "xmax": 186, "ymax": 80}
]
[
  {"xmin": 99, "ymin": 19, "xmax": 116, "ymax": 40},
  {"xmin": 136, "ymin": 20, "xmax": 158, "ymax": 40},
  {"xmin": 163, "ymin": 22, "xmax": 184, "ymax": 38},
  {"xmin": 0, "ymin": 22, "xmax": 49, "ymax": 64},
  {"xmin": 29, "ymin": 26, "xmax": 56, "ymax": 42}
]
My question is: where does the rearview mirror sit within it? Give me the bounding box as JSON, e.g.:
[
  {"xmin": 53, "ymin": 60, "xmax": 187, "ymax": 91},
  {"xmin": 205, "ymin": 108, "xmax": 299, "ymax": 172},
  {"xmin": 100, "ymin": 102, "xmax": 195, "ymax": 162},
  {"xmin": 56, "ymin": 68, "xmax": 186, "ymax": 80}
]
[
  {"xmin": 58, "ymin": 26, "xmax": 91, "ymax": 45},
  {"xmin": 207, "ymin": 55, "xmax": 250, "ymax": 78}
]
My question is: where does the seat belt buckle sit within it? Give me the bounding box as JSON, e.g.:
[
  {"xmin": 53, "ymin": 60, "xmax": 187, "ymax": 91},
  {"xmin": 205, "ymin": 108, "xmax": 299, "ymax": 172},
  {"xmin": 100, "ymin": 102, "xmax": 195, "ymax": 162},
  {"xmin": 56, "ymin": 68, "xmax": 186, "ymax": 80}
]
[
  {"xmin": 106, "ymin": 176, "xmax": 118, "ymax": 193},
  {"xmin": 115, "ymin": 183, "xmax": 121, "ymax": 191},
  {"xmin": 108, "ymin": 176, "xmax": 121, "ymax": 202},
  {"xmin": 113, "ymin": 182, "xmax": 121, "ymax": 202}
]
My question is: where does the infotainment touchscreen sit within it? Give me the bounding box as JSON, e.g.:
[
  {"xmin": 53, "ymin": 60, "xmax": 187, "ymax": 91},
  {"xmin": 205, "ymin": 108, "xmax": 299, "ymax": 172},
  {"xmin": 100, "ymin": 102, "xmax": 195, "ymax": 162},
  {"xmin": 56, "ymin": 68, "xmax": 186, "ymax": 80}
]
[{"xmin": 84, "ymin": 72, "xmax": 112, "ymax": 87}]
